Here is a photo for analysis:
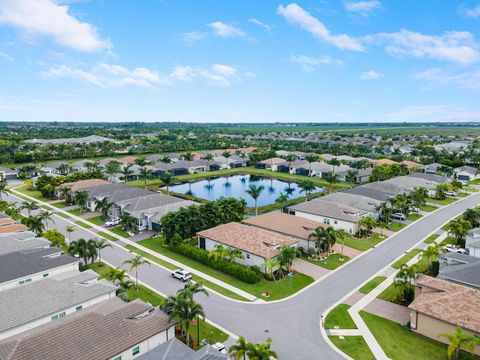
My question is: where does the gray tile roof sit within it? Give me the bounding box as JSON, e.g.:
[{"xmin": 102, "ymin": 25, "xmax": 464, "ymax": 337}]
[
  {"xmin": 321, "ymin": 192, "xmax": 381, "ymax": 212},
  {"xmin": 41, "ymin": 161, "xmax": 68, "ymax": 170},
  {"xmin": 83, "ymin": 183, "xmax": 129, "ymax": 199},
  {"xmin": 0, "ymin": 248, "xmax": 79, "ymax": 284},
  {"xmin": 137, "ymin": 338, "xmax": 194, "ymax": 360},
  {"xmin": 0, "ymin": 298, "xmax": 176, "ymax": 360},
  {"xmin": 0, "ymin": 270, "xmax": 116, "ymax": 334},
  {"xmin": 407, "ymin": 172, "xmax": 449, "ymax": 183},
  {"xmin": 439, "ymin": 253, "xmax": 480, "ymax": 290},
  {"xmin": 0, "ymin": 231, "xmax": 50, "ymax": 256},
  {"xmin": 454, "ymin": 165, "xmax": 477, "ymax": 174},
  {"xmin": 343, "ymin": 185, "xmax": 392, "ymax": 202},
  {"xmin": 118, "ymin": 193, "xmax": 182, "ymax": 213},
  {"xmin": 290, "ymin": 199, "xmax": 367, "ymax": 222},
  {"xmin": 149, "ymin": 200, "xmax": 197, "ymax": 224},
  {"xmin": 108, "ymin": 187, "xmax": 151, "ymax": 203}
]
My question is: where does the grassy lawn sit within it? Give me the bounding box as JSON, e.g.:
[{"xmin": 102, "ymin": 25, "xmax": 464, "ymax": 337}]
[
  {"xmin": 325, "ymin": 304, "xmax": 357, "ymax": 329},
  {"xmin": 389, "ymin": 222, "xmax": 407, "ymax": 232},
  {"xmin": 377, "ymin": 283, "xmax": 399, "ymax": 302},
  {"xmin": 457, "ymin": 192, "xmax": 469, "ymax": 198},
  {"xmin": 134, "ymin": 238, "xmax": 314, "ymax": 301},
  {"xmin": 75, "ymin": 220, "xmax": 93, "ymax": 229},
  {"xmin": 68, "ymin": 208, "xmax": 83, "ymax": 216},
  {"xmin": 51, "ymin": 201, "xmax": 68, "ymax": 208},
  {"xmin": 329, "ymin": 336, "xmax": 375, "ymax": 360},
  {"xmin": 439, "ymin": 236, "xmax": 455, "ymax": 246},
  {"xmin": 406, "ymin": 213, "xmax": 423, "ymax": 221},
  {"xmin": 303, "ymin": 253, "xmax": 351, "ymax": 270},
  {"xmin": 97, "ymin": 231, "xmax": 119, "ymax": 241},
  {"xmin": 420, "ymin": 204, "xmax": 438, "ymax": 212},
  {"xmin": 54, "ymin": 212, "xmax": 71, "ymax": 219},
  {"xmin": 86, "ymin": 215, "xmax": 105, "ymax": 226},
  {"xmin": 13, "ymin": 180, "xmax": 51, "ymax": 202},
  {"xmin": 361, "ymin": 311, "xmax": 478, "ymax": 360},
  {"xmin": 342, "ymin": 234, "xmax": 387, "ymax": 251},
  {"xmin": 424, "ymin": 234, "xmax": 439, "ymax": 244},
  {"xmin": 110, "ymin": 227, "xmax": 130, "ymax": 238},
  {"xmin": 359, "ymin": 276, "xmax": 387, "ymax": 294},
  {"xmin": 428, "ymin": 197, "xmax": 457, "ymax": 205},
  {"xmin": 392, "ymin": 249, "xmax": 422, "ymax": 269}
]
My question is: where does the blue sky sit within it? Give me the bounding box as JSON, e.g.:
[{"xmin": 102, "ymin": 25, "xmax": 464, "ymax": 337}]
[{"xmin": 0, "ymin": 0, "xmax": 480, "ymax": 123}]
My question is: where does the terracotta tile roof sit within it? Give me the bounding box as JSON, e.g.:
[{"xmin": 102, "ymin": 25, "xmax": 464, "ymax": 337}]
[
  {"xmin": 0, "ymin": 218, "xmax": 15, "ymax": 227},
  {"xmin": 401, "ymin": 160, "xmax": 422, "ymax": 169},
  {"xmin": 57, "ymin": 179, "xmax": 110, "ymax": 192},
  {"xmin": 0, "ymin": 298, "xmax": 176, "ymax": 360},
  {"xmin": 260, "ymin": 157, "xmax": 287, "ymax": 165},
  {"xmin": 197, "ymin": 222, "xmax": 298, "ymax": 259},
  {"xmin": 374, "ymin": 158, "xmax": 398, "ymax": 166},
  {"xmin": 0, "ymin": 224, "xmax": 28, "ymax": 234},
  {"xmin": 242, "ymin": 211, "xmax": 326, "ymax": 240},
  {"xmin": 409, "ymin": 275, "xmax": 480, "ymax": 333},
  {"xmin": 119, "ymin": 156, "xmax": 138, "ymax": 164}
]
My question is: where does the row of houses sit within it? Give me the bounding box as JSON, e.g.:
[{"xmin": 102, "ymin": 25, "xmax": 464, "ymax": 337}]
[
  {"xmin": 0, "ymin": 222, "xmax": 226, "ymax": 360},
  {"xmin": 57, "ymin": 179, "xmax": 196, "ymax": 231}
]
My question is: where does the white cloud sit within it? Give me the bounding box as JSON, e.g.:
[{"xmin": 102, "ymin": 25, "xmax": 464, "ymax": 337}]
[
  {"xmin": 208, "ymin": 21, "xmax": 246, "ymax": 38},
  {"xmin": 413, "ymin": 67, "xmax": 480, "ymax": 91},
  {"xmin": 0, "ymin": 0, "xmax": 109, "ymax": 52},
  {"xmin": 383, "ymin": 105, "xmax": 480, "ymax": 122},
  {"xmin": 277, "ymin": 3, "xmax": 364, "ymax": 51},
  {"xmin": 0, "ymin": 51, "xmax": 12, "ymax": 61},
  {"xmin": 344, "ymin": 1, "xmax": 381, "ymax": 16},
  {"xmin": 181, "ymin": 31, "xmax": 205, "ymax": 43},
  {"xmin": 42, "ymin": 63, "xmax": 253, "ymax": 88},
  {"xmin": 365, "ymin": 29, "xmax": 480, "ymax": 65},
  {"xmin": 248, "ymin": 18, "xmax": 272, "ymax": 32},
  {"xmin": 460, "ymin": 4, "xmax": 480, "ymax": 18},
  {"xmin": 360, "ymin": 70, "xmax": 382, "ymax": 79},
  {"xmin": 290, "ymin": 54, "xmax": 341, "ymax": 72}
]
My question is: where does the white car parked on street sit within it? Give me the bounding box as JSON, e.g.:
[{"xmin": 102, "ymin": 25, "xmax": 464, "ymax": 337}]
[{"xmin": 171, "ymin": 269, "xmax": 192, "ymax": 282}]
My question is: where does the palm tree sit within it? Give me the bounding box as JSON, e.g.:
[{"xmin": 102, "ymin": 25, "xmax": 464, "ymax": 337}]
[
  {"xmin": 324, "ymin": 171, "xmax": 339, "ymax": 193},
  {"xmin": 275, "ymin": 191, "xmax": 289, "ymax": 210},
  {"xmin": 421, "ymin": 244, "xmax": 440, "ymax": 273},
  {"xmin": 277, "ymin": 246, "xmax": 301, "ymax": 273},
  {"xmin": 38, "ymin": 210, "xmax": 54, "ymax": 231},
  {"xmin": 394, "ymin": 264, "xmax": 417, "ymax": 303},
  {"xmin": 21, "ymin": 215, "xmax": 45, "ymax": 236},
  {"xmin": 121, "ymin": 164, "xmax": 133, "ymax": 184},
  {"xmin": 229, "ymin": 336, "xmax": 249, "ymax": 360},
  {"xmin": 246, "ymin": 184, "xmax": 265, "ymax": 216},
  {"xmin": 357, "ymin": 216, "xmax": 378, "ymax": 237},
  {"xmin": 226, "ymin": 247, "xmax": 244, "ymax": 262},
  {"xmin": 222, "ymin": 151, "xmax": 232, "ymax": 169},
  {"xmin": 95, "ymin": 197, "xmax": 112, "ymax": 219},
  {"xmin": 74, "ymin": 190, "xmax": 89, "ymax": 212},
  {"xmin": 139, "ymin": 166, "xmax": 153, "ymax": 189},
  {"xmin": 246, "ymin": 338, "xmax": 278, "ymax": 360},
  {"xmin": 20, "ymin": 201, "xmax": 38, "ymax": 216},
  {"xmin": 105, "ymin": 160, "xmax": 121, "ymax": 182},
  {"xmin": 305, "ymin": 154, "xmax": 319, "ymax": 176},
  {"xmin": 261, "ymin": 258, "xmax": 280, "ymax": 281},
  {"xmin": 68, "ymin": 238, "xmax": 97, "ymax": 265},
  {"xmin": 438, "ymin": 326, "xmax": 477, "ymax": 359},
  {"xmin": 120, "ymin": 213, "xmax": 138, "ymax": 234},
  {"xmin": 202, "ymin": 153, "xmax": 214, "ymax": 172},
  {"xmin": 308, "ymin": 226, "xmax": 340, "ymax": 253},
  {"xmin": 0, "ymin": 180, "xmax": 9, "ymax": 200},
  {"xmin": 65, "ymin": 225, "xmax": 75, "ymax": 242},
  {"xmin": 299, "ymin": 179, "xmax": 316, "ymax": 201},
  {"xmin": 94, "ymin": 238, "xmax": 112, "ymax": 262},
  {"xmin": 329, "ymin": 158, "xmax": 341, "ymax": 174},
  {"xmin": 208, "ymin": 244, "xmax": 229, "ymax": 261},
  {"xmin": 181, "ymin": 152, "xmax": 194, "ymax": 173},
  {"xmin": 181, "ymin": 281, "xmax": 209, "ymax": 299},
  {"xmin": 160, "ymin": 155, "xmax": 172, "ymax": 170},
  {"xmin": 160, "ymin": 171, "xmax": 174, "ymax": 194},
  {"xmin": 59, "ymin": 186, "xmax": 71, "ymax": 203},
  {"xmin": 445, "ymin": 218, "xmax": 472, "ymax": 247},
  {"xmin": 284, "ymin": 154, "xmax": 297, "ymax": 173},
  {"xmin": 168, "ymin": 296, "xmax": 205, "ymax": 347},
  {"xmin": 134, "ymin": 158, "xmax": 148, "ymax": 167},
  {"xmin": 123, "ymin": 255, "xmax": 151, "ymax": 290}
]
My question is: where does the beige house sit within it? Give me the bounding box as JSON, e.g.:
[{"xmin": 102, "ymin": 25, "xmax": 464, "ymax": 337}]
[{"xmin": 409, "ymin": 276, "xmax": 480, "ymax": 356}]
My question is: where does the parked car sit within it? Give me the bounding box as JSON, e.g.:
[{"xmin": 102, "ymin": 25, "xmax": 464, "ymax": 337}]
[
  {"xmin": 445, "ymin": 191, "xmax": 457, "ymax": 197},
  {"xmin": 444, "ymin": 244, "xmax": 469, "ymax": 254},
  {"xmin": 104, "ymin": 218, "xmax": 120, "ymax": 227},
  {"xmin": 171, "ymin": 269, "xmax": 192, "ymax": 282},
  {"xmin": 408, "ymin": 206, "xmax": 420, "ymax": 213},
  {"xmin": 211, "ymin": 342, "xmax": 227, "ymax": 354},
  {"xmin": 392, "ymin": 212, "xmax": 407, "ymax": 221}
]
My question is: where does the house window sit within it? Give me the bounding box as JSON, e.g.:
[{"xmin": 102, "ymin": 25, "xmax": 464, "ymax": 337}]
[
  {"xmin": 25, "ymin": 278, "xmax": 32, "ymax": 283},
  {"xmin": 132, "ymin": 346, "xmax": 140, "ymax": 356},
  {"xmin": 43, "ymin": 273, "xmax": 49, "ymax": 278},
  {"xmin": 324, "ymin": 218, "xmax": 330, "ymax": 225},
  {"xmin": 18, "ymin": 280, "xmax": 25, "ymax": 285},
  {"xmin": 334, "ymin": 220, "xmax": 338, "ymax": 225},
  {"xmin": 113, "ymin": 357, "xmax": 122, "ymax": 360},
  {"xmin": 246, "ymin": 253, "xmax": 250, "ymax": 259},
  {"xmin": 76, "ymin": 305, "xmax": 83, "ymax": 311},
  {"xmin": 51, "ymin": 314, "xmax": 59, "ymax": 321}
]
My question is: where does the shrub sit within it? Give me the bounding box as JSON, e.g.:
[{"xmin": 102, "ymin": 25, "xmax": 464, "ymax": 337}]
[{"xmin": 171, "ymin": 243, "xmax": 261, "ymax": 284}]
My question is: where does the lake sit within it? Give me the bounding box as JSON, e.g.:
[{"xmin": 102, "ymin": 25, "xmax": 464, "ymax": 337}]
[{"xmin": 163, "ymin": 174, "xmax": 324, "ymax": 207}]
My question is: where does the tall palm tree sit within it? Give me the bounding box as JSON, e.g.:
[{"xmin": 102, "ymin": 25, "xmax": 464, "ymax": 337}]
[
  {"xmin": 203, "ymin": 153, "xmax": 214, "ymax": 172},
  {"xmin": 120, "ymin": 213, "xmax": 138, "ymax": 234},
  {"xmin": 123, "ymin": 255, "xmax": 151, "ymax": 290},
  {"xmin": 222, "ymin": 151, "xmax": 232, "ymax": 169},
  {"xmin": 181, "ymin": 152, "xmax": 194, "ymax": 173},
  {"xmin": 21, "ymin": 215, "xmax": 45, "ymax": 236},
  {"xmin": 308, "ymin": 226, "xmax": 340, "ymax": 253},
  {"xmin": 284, "ymin": 154, "xmax": 297, "ymax": 173},
  {"xmin": 277, "ymin": 246, "xmax": 301, "ymax": 273},
  {"xmin": 305, "ymin": 154, "xmax": 319, "ymax": 176},
  {"xmin": 246, "ymin": 184, "xmax": 265, "ymax": 216},
  {"xmin": 0, "ymin": 180, "xmax": 9, "ymax": 200},
  {"xmin": 299, "ymin": 179, "xmax": 316, "ymax": 201},
  {"xmin": 275, "ymin": 191, "xmax": 289, "ymax": 210},
  {"xmin": 68, "ymin": 238, "xmax": 97, "ymax": 265},
  {"xmin": 160, "ymin": 156, "xmax": 172, "ymax": 170},
  {"xmin": 105, "ymin": 160, "xmax": 121, "ymax": 182},
  {"xmin": 394, "ymin": 264, "xmax": 417, "ymax": 303},
  {"xmin": 168, "ymin": 296, "xmax": 205, "ymax": 347},
  {"xmin": 38, "ymin": 210, "xmax": 54, "ymax": 231},
  {"xmin": 74, "ymin": 190, "xmax": 89, "ymax": 212},
  {"xmin": 94, "ymin": 238, "xmax": 112, "ymax": 262},
  {"xmin": 134, "ymin": 158, "xmax": 148, "ymax": 167},
  {"xmin": 208, "ymin": 244, "xmax": 229, "ymax": 261},
  {"xmin": 324, "ymin": 171, "xmax": 339, "ymax": 194},
  {"xmin": 229, "ymin": 336, "xmax": 250, "ymax": 360},
  {"xmin": 226, "ymin": 247, "xmax": 244, "ymax": 262},
  {"xmin": 329, "ymin": 158, "xmax": 341, "ymax": 174},
  {"xmin": 438, "ymin": 326, "xmax": 477, "ymax": 360},
  {"xmin": 139, "ymin": 166, "xmax": 153, "ymax": 189},
  {"xmin": 246, "ymin": 338, "xmax": 278, "ymax": 360},
  {"xmin": 20, "ymin": 201, "xmax": 38, "ymax": 216},
  {"xmin": 65, "ymin": 225, "xmax": 75, "ymax": 242},
  {"xmin": 421, "ymin": 244, "xmax": 440, "ymax": 272},
  {"xmin": 121, "ymin": 164, "xmax": 133, "ymax": 184},
  {"xmin": 59, "ymin": 186, "xmax": 71, "ymax": 203},
  {"xmin": 261, "ymin": 258, "xmax": 280, "ymax": 281},
  {"xmin": 160, "ymin": 171, "xmax": 174, "ymax": 194},
  {"xmin": 95, "ymin": 197, "xmax": 112, "ymax": 219},
  {"xmin": 445, "ymin": 218, "xmax": 472, "ymax": 247}
]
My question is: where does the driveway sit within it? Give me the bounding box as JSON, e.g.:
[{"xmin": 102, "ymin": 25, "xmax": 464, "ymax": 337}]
[{"xmin": 292, "ymin": 258, "xmax": 329, "ymax": 280}]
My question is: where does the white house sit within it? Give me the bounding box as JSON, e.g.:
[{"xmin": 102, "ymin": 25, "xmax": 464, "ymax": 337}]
[
  {"xmin": 197, "ymin": 222, "xmax": 298, "ymax": 273},
  {"xmin": 454, "ymin": 166, "xmax": 479, "ymax": 182},
  {"xmin": 466, "ymin": 228, "xmax": 480, "ymax": 257},
  {"xmin": 256, "ymin": 158, "xmax": 287, "ymax": 171}
]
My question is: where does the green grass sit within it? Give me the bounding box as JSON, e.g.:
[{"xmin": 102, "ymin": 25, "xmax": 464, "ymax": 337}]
[
  {"xmin": 51, "ymin": 201, "xmax": 68, "ymax": 208},
  {"xmin": 420, "ymin": 204, "xmax": 438, "ymax": 212},
  {"xmin": 303, "ymin": 253, "xmax": 351, "ymax": 270},
  {"xmin": 439, "ymin": 236, "xmax": 455, "ymax": 246},
  {"xmin": 134, "ymin": 238, "xmax": 314, "ymax": 301},
  {"xmin": 189, "ymin": 319, "xmax": 229, "ymax": 347},
  {"xmin": 97, "ymin": 231, "xmax": 119, "ymax": 241},
  {"xmin": 54, "ymin": 212, "xmax": 71, "ymax": 219},
  {"xmin": 392, "ymin": 249, "xmax": 422, "ymax": 269},
  {"xmin": 428, "ymin": 197, "xmax": 457, "ymax": 205},
  {"xmin": 457, "ymin": 192, "xmax": 469, "ymax": 198},
  {"xmin": 325, "ymin": 304, "xmax": 357, "ymax": 329},
  {"xmin": 329, "ymin": 336, "xmax": 375, "ymax": 360},
  {"xmin": 75, "ymin": 220, "xmax": 93, "ymax": 229},
  {"xmin": 342, "ymin": 234, "xmax": 387, "ymax": 251},
  {"xmin": 377, "ymin": 283, "xmax": 399, "ymax": 302},
  {"xmin": 359, "ymin": 276, "xmax": 387, "ymax": 294},
  {"xmin": 424, "ymin": 234, "xmax": 440, "ymax": 244},
  {"xmin": 13, "ymin": 180, "xmax": 51, "ymax": 202},
  {"xmin": 110, "ymin": 227, "xmax": 130, "ymax": 238},
  {"xmin": 86, "ymin": 215, "xmax": 105, "ymax": 226},
  {"xmin": 68, "ymin": 208, "xmax": 83, "ymax": 216},
  {"xmin": 389, "ymin": 222, "xmax": 407, "ymax": 232},
  {"xmin": 361, "ymin": 311, "xmax": 479, "ymax": 360},
  {"xmin": 407, "ymin": 213, "xmax": 423, "ymax": 221}
]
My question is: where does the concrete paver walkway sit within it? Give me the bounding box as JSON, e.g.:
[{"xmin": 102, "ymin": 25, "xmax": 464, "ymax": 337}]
[{"xmin": 364, "ymin": 298, "xmax": 410, "ymax": 324}]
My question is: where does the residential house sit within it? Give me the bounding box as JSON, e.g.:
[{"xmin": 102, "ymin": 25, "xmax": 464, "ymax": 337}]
[
  {"xmin": 373, "ymin": 159, "xmax": 398, "ymax": 167},
  {"xmin": 0, "ymin": 297, "xmax": 177, "ymax": 360},
  {"xmin": 256, "ymin": 158, "xmax": 287, "ymax": 171},
  {"xmin": 409, "ymin": 276, "xmax": 480, "ymax": 355},
  {"xmin": 454, "ymin": 165, "xmax": 479, "ymax": 182},
  {"xmin": 307, "ymin": 161, "xmax": 352, "ymax": 180},
  {"xmin": 25, "ymin": 135, "xmax": 117, "ymax": 145},
  {"xmin": 55, "ymin": 178, "xmax": 110, "ymax": 199},
  {"xmin": 138, "ymin": 338, "xmax": 227, "ymax": 360},
  {"xmin": 40, "ymin": 161, "xmax": 70, "ymax": 175},
  {"xmin": 119, "ymin": 156, "xmax": 138, "ymax": 165},
  {"xmin": 70, "ymin": 159, "xmax": 93, "ymax": 172},
  {"xmin": 197, "ymin": 222, "xmax": 298, "ymax": 273},
  {"xmin": 423, "ymin": 163, "xmax": 443, "ymax": 175},
  {"xmin": 242, "ymin": 211, "xmax": 326, "ymax": 250},
  {"xmin": 0, "ymin": 247, "xmax": 79, "ymax": 291},
  {"xmin": 0, "ymin": 218, "xmax": 28, "ymax": 234},
  {"xmin": 82, "ymin": 183, "xmax": 131, "ymax": 211},
  {"xmin": 466, "ymin": 228, "xmax": 480, "ymax": 257},
  {"xmin": 354, "ymin": 167, "xmax": 373, "ymax": 183},
  {"xmin": 402, "ymin": 160, "xmax": 422, "ymax": 171},
  {"xmin": 320, "ymin": 192, "xmax": 381, "ymax": 219},
  {"xmin": 0, "ymin": 168, "xmax": 17, "ymax": 181},
  {"xmin": 288, "ymin": 199, "xmax": 368, "ymax": 234},
  {"xmin": 434, "ymin": 141, "xmax": 471, "ymax": 153},
  {"xmin": 438, "ymin": 252, "xmax": 480, "ymax": 290},
  {"xmin": 0, "ymin": 270, "xmax": 116, "ymax": 340},
  {"xmin": 0, "ymin": 231, "xmax": 50, "ymax": 256}
]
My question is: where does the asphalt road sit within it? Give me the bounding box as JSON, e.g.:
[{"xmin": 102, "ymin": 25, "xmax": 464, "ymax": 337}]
[{"xmin": 6, "ymin": 192, "xmax": 480, "ymax": 359}]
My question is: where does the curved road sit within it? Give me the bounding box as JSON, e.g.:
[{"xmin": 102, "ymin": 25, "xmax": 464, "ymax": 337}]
[{"xmin": 6, "ymin": 191, "xmax": 480, "ymax": 359}]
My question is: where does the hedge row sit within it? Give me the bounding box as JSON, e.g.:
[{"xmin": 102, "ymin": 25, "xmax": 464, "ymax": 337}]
[{"xmin": 171, "ymin": 243, "xmax": 261, "ymax": 284}]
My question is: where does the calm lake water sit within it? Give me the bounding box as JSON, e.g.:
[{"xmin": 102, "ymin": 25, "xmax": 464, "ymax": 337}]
[{"xmin": 163, "ymin": 175, "xmax": 324, "ymax": 207}]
